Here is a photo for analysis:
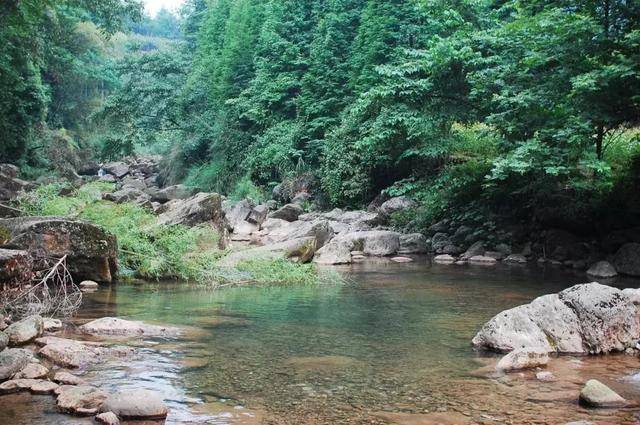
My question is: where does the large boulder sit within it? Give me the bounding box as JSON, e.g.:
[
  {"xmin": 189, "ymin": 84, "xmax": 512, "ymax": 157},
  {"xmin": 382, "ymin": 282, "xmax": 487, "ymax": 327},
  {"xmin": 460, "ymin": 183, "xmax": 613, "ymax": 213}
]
[
  {"xmin": 461, "ymin": 241, "xmax": 485, "ymax": 260},
  {"xmin": 313, "ymin": 231, "xmax": 400, "ymax": 264},
  {"xmin": 613, "ymin": 243, "xmax": 640, "ymax": 277},
  {"xmin": 0, "ymin": 332, "xmax": 7, "ymax": 351},
  {"xmin": 5, "ymin": 315, "xmax": 43, "ymax": 346},
  {"xmin": 0, "ymin": 348, "xmax": 33, "ymax": 381},
  {"xmin": 473, "ymin": 283, "xmax": 640, "ymax": 354},
  {"xmin": 269, "ymin": 203, "xmax": 304, "ymax": 222},
  {"xmin": 156, "ymin": 192, "xmax": 227, "ymax": 230},
  {"xmin": 219, "ymin": 237, "xmax": 317, "ymax": 267},
  {"xmin": 151, "ymin": 184, "xmax": 192, "ymax": 203},
  {"xmin": 13, "ymin": 362, "xmax": 49, "ymax": 379},
  {"xmin": 103, "ymin": 162, "xmax": 130, "ymax": 179},
  {"xmin": 57, "ymin": 385, "xmax": 109, "ymax": 415},
  {"xmin": 247, "ymin": 204, "xmax": 269, "ymax": 226},
  {"xmin": 101, "ymin": 389, "xmax": 169, "ymax": 419},
  {"xmin": 225, "ymin": 199, "xmax": 253, "ymax": 230},
  {"xmin": 399, "ymin": 233, "xmax": 428, "ymax": 254},
  {"xmin": 378, "ymin": 196, "xmax": 416, "ymax": 216},
  {"xmin": 0, "ymin": 217, "xmax": 118, "ymax": 283},
  {"xmin": 0, "ymin": 249, "xmax": 33, "ymax": 284}
]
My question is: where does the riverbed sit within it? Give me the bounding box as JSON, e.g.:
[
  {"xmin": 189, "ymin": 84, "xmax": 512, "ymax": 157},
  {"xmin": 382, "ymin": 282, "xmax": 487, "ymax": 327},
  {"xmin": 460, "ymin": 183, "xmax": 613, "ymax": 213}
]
[{"xmin": 2, "ymin": 259, "xmax": 640, "ymax": 424}]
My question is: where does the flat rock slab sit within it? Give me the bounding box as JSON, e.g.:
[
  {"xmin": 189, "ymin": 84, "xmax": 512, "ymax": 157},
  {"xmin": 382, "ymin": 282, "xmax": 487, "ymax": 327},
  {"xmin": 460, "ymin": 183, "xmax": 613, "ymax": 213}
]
[
  {"xmin": 53, "ymin": 371, "xmax": 87, "ymax": 385},
  {"xmin": 101, "ymin": 389, "xmax": 168, "ymax": 419},
  {"xmin": 79, "ymin": 317, "xmax": 181, "ymax": 338},
  {"xmin": 36, "ymin": 336, "xmax": 132, "ymax": 369},
  {"xmin": 57, "ymin": 385, "xmax": 109, "ymax": 415},
  {"xmin": 0, "ymin": 378, "xmax": 58, "ymax": 394}
]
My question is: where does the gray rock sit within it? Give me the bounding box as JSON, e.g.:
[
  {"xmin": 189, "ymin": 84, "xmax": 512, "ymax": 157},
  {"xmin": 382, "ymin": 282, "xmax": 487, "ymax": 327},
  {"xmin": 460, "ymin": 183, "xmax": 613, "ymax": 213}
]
[
  {"xmin": 586, "ymin": 261, "xmax": 618, "ymax": 279},
  {"xmin": 269, "ymin": 204, "xmax": 304, "ymax": 222},
  {"xmin": 103, "ymin": 162, "xmax": 130, "ymax": 179},
  {"xmin": 119, "ymin": 177, "xmax": 146, "ymax": 191},
  {"xmin": 429, "ymin": 219, "xmax": 450, "ymax": 234},
  {"xmin": 579, "ymin": 379, "xmax": 626, "ymax": 407},
  {"xmin": 225, "ymin": 199, "xmax": 253, "ymax": 230},
  {"xmin": 5, "ymin": 315, "xmax": 43, "ymax": 346},
  {"xmin": 378, "ymin": 196, "xmax": 416, "ymax": 215},
  {"xmin": 559, "ymin": 283, "xmax": 639, "ymax": 354},
  {"xmin": 100, "ymin": 389, "xmax": 168, "ymax": 419},
  {"xmin": 496, "ymin": 347, "xmax": 549, "ymax": 371},
  {"xmin": 496, "ymin": 243, "xmax": 512, "ymax": 255},
  {"xmin": 622, "ymin": 288, "xmax": 640, "ymax": 305},
  {"xmin": 434, "ymin": 254, "xmax": 456, "ymax": 264},
  {"xmin": 57, "ymin": 385, "xmax": 109, "ymax": 415},
  {"xmin": 247, "ymin": 204, "xmax": 269, "ymax": 226},
  {"xmin": 0, "ymin": 217, "xmax": 118, "ymax": 283},
  {"xmin": 0, "ymin": 348, "xmax": 33, "ymax": 381},
  {"xmin": 156, "ymin": 192, "xmax": 226, "ymax": 229},
  {"xmin": 313, "ymin": 237, "xmax": 353, "ymax": 265},
  {"xmin": 291, "ymin": 192, "xmax": 312, "ymax": 205},
  {"xmin": 151, "ymin": 184, "xmax": 192, "ymax": 203},
  {"xmin": 614, "ymin": 243, "xmax": 640, "ymax": 276},
  {"xmin": 484, "ymin": 251, "xmax": 506, "ymax": 261},
  {"xmin": 504, "ymin": 254, "xmax": 528, "ymax": 264},
  {"xmin": 0, "ymin": 378, "xmax": 49, "ymax": 394},
  {"xmin": 103, "ymin": 188, "xmax": 149, "ymax": 204},
  {"xmin": 473, "ymin": 283, "xmax": 639, "ymax": 354},
  {"xmin": 399, "ymin": 233, "xmax": 428, "ymax": 254},
  {"xmin": 99, "ymin": 174, "xmax": 117, "ymax": 183},
  {"xmin": 461, "ymin": 241, "xmax": 485, "ymax": 260}
]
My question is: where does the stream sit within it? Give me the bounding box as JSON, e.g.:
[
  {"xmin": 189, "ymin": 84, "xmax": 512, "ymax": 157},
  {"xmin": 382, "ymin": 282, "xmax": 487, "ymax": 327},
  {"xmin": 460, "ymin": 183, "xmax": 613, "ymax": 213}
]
[{"xmin": 2, "ymin": 259, "xmax": 640, "ymax": 424}]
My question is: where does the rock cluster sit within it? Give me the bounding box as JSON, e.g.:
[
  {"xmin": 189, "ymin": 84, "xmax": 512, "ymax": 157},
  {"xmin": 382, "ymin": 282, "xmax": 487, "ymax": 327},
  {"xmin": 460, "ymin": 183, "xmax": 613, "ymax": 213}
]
[
  {"xmin": 0, "ymin": 314, "xmax": 170, "ymax": 422},
  {"xmin": 222, "ymin": 197, "xmax": 426, "ymax": 265}
]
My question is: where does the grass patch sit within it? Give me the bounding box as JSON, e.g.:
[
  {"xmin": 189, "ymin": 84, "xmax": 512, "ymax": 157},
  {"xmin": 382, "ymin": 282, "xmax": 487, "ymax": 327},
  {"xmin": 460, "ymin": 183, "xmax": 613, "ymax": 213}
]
[{"xmin": 14, "ymin": 182, "xmax": 341, "ymax": 287}]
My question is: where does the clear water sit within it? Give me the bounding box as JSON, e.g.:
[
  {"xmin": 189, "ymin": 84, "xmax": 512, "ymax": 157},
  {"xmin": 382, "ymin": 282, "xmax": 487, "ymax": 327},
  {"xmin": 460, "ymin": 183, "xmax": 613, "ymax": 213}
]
[{"xmin": 2, "ymin": 260, "xmax": 640, "ymax": 424}]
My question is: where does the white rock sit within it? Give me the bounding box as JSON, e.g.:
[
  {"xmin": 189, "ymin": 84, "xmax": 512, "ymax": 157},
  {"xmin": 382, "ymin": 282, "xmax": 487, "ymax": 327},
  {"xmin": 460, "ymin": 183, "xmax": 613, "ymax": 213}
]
[
  {"xmin": 496, "ymin": 348, "xmax": 549, "ymax": 371},
  {"xmin": 579, "ymin": 379, "xmax": 626, "ymax": 407}
]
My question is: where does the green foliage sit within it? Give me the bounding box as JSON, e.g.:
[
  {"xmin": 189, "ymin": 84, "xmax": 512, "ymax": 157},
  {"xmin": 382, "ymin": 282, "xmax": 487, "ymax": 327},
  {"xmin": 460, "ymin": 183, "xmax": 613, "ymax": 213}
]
[{"xmin": 229, "ymin": 175, "xmax": 267, "ymax": 203}]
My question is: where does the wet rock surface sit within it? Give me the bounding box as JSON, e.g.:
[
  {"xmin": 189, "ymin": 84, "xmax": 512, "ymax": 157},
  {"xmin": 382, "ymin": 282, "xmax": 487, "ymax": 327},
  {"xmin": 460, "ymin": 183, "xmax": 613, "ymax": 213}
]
[{"xmin": 79, "ymin": 317, "xmax": 180, "ymax": 337}]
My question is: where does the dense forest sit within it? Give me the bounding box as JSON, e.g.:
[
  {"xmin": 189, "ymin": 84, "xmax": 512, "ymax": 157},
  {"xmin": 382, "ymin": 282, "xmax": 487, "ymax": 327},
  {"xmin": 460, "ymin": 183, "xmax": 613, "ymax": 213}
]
[{"xmin": 1, "ymin": 0, "xmax": 639, "ymax": 236}]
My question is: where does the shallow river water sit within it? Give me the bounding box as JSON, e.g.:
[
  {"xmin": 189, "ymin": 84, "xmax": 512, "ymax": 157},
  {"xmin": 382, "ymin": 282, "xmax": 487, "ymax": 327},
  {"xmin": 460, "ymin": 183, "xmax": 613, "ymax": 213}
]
[{"xmin": 3, "ymin": 259, "xmax": 640, "ymax": 424}]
